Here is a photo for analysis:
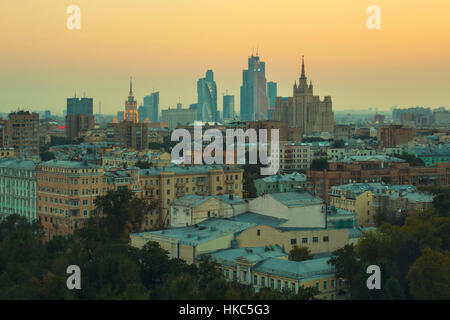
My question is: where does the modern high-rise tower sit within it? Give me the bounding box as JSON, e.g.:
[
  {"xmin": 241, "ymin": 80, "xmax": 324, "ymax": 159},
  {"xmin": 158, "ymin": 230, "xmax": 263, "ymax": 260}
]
[
  {"xmin": 142, "ymin": 91, "xmax": 159, "ymax": 122},
  {"xmin": 266, "ymin": 81, "xmax": 277, "ymax": 120},
  {"xmin": 240, "ymin": 53, "xmax": 269, "ymax": 121},
  {"xmin": 197, "ymin": 70, "xmax": 218, "ymax": 122},
  {"xmin": 124, "ymin": 77, "xmax": 138, "ymax": 123},
  {"xmin": 222, "ymin": 94, "xmax": 235, "ymax": 120},
  {"xmin": 67, "ymin": 97, "xmax": 93, "ymax": 116}
]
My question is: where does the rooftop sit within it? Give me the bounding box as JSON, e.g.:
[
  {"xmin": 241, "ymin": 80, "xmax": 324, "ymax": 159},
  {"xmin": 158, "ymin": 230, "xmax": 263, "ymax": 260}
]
[
  {"xmin": 269, "ymin": 191, "xmax": 324, "ymax": 207},
  {"xmin": 132, "ymin": 218, "xmax": 255, "ymax": 246},
  {"xmin": 207, "ymin": 245, "xmax": 287, "ymax": 265}
]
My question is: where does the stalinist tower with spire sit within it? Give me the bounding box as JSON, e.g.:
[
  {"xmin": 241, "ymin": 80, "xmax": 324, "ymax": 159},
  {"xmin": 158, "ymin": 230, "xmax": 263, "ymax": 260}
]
[
  {"xmin": 273, "ymin": 56, "xmax": 334, "ymax": 135},
  {"xmin": 124, "ymin": 77, "xmax": 139, "ymax": 123}
]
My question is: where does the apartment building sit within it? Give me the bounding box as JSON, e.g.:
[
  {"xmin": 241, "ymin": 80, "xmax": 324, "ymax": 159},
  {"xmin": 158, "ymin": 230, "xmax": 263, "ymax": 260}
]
[
  {"xmin": 137, "ymin": 165, "xmax": 244, "ymax": 228},
  {"xmin": 377, "ymin": 125, "xmax": 414, "ymax": 148},
  {"xmin": 279, "ymin": 142, "xmax": 311, "ymax": 171},
  {"xmin": 0, "ymin": 159, "xmax": 37, "ymax": 222},
  {"xmin": 329, "ymin": 183, "xmax": 434, "ymax": 227},
  {"xmin": 4, "ymin": 111, "xmax": 40, "ymax": 159},
  {"xmin": 36, "ymin": 160, "xmax": 106, "ymax": 240},
  {"xmin": 254, "ymin": 172, "xmax": 306, "ymax": 196},
  {"xmin": 308, "ymin": 158, "xmax": 450, "ymax": 202}
]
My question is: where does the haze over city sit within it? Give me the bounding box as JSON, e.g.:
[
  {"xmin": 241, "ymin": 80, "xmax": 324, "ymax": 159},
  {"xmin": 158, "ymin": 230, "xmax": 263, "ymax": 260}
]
[{"xmin": 1, "ymin": 0, "xmax": 450, "ymax": 114}]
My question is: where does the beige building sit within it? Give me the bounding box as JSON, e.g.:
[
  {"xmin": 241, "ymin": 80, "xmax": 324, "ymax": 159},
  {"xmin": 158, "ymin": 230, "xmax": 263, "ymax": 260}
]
[
  {"xmin": 136, "ymin": 165, "xmax": 244, "ymax": 229},
  {"xmin": 169, "ymin": 194, "xmax": 247, "ymax": 227},
  {"xmin": 329, "ymin": 183, "xmax": 434, "ymax": 227},
  {"xmin": 273, "ymin": 57, "xmax": 334, "ymax": 136},
  {"xmin": 36, "ymin": 160, "xmax": 106, "ymax": 241},
  {"xmin": 279, "ymin": 142, "xmax": 311, "ymax": 171}
]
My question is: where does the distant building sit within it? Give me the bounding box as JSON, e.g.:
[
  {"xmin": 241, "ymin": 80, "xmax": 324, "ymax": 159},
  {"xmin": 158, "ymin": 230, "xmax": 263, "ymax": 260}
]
[
  {"xmin": 0, "ymin": 159, "xmax": 37, "ymax": 222},
  {"xmin": 308, "ymin": 158, "xmax": 450, "ymax": 202},
  {"xmin": 107, "ymin": 121, "xmax": 149, "ymax": 150},
  {"xmin": 67, "ymin": 97, "xmax": 93, "ymax": 116},
  {"xmin": 254, "ymin": 172, "xmax": 306, "ymax": 196},
  {"xmin": 266, "ymin": 81, "xmax": 277, "ymax": 120},
  {"xmin": 124, "ymin": 78, "xmax": 139, "ymax": 123},
  {"xmin": 197, "ymin": 70, "xmax": 218, "ymax": 122},
  {"xmin": 66, "ymin": 96, "xmax": 95, "ymax": 140},
  {"xmin": 222, "ymin": 95, "xmax": 235, "ymax": 120},
  {"xmin": 408, "ymin": 144, "xmax": 450, "ymax": 167},
  {"xmin": 66, "ymin": 114, "xmax": 95, "ymax": 140},
  {"xmin": 4, "ymin": 111, "xmax": 40, "ymax": 159},
  {"xmin": 377, "ymin": 125, "xmax": 414, "ymax": 148},
  {"xmin": 279, "ymin": 142, "xmax": 312, "ymax": 171},
  {"xmin": 143, "ymin": 91, "xmax": 160, "ymax": 122},
  {"xmin": 329, "ymin": 183, "xmax": 434, "ymax": 227},
  {"xmin": 273, "ymin": 57, "xmax": 334, "ymax": 135},
  {"xmin": 161, "ymin": 104, "xmax": 197, "ymax": 130},
  {"xmin": 240, "ymin": 54, "xmax": 269, "ymax": 121}
]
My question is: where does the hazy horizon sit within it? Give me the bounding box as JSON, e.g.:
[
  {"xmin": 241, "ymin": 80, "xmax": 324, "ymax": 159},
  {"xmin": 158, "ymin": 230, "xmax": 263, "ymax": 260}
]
[{"xmin": 1, "ymin": 0, "xmax": 449, "ymax": 115}]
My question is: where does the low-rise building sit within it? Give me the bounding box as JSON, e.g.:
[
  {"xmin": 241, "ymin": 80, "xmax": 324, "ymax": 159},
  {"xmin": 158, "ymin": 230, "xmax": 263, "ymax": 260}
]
[
  {"xmin": 207, "ymin": 246, "xmax": 347, "ymax": 300},
  {"xmin": 130, "ymin": 218, "xmax": 255, "ymax": 264},
  {"xmin": 329, "ymin": 183, "xmax": 434, "ymax": 227},
  {"xmin": 254, "ymin": 172, "xmax": 306, "ymax": 196}
]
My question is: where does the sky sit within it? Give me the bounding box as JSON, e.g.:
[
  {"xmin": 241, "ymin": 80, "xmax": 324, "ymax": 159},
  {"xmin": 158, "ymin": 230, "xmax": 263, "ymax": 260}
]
[{"xmin": 0, "ymin": 0, "xmax": 450, "ymax": 115}]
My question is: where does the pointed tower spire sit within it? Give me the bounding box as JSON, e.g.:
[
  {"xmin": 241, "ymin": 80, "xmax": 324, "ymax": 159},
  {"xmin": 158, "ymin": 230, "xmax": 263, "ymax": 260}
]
[
  {"xmin": 129, "ymin": 77, "xmax": 133, "ymax": 96},
  {"xmin": 301, "ymin": 55, "xmax": 305, "ymax": 77}
]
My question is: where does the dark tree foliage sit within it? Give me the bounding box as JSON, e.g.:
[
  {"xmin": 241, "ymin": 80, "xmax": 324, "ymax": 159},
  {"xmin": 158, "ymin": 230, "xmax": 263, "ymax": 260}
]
[
  {"xmin": 310, "ymin": 158, "xmax": 328, "ymax": 171},
  {"xmin": 328, "ymin": 206, "xmax": 450, "ymax": 299},
  {"xmin": 393, "ymin": 152, "xmax": 425, "ymax": 167}
]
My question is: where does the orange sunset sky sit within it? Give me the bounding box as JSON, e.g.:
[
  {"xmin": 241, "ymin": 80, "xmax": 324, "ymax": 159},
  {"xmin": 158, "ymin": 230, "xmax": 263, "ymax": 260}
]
[{"xmin": 0, "ymin": 0, "xmax": 449, "ymax": 115}]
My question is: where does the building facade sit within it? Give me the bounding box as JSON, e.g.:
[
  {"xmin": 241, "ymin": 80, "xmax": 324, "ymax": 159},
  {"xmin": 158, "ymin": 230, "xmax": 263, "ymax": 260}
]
[
  {"xmin": 377, "ymin": 125, "xmax": 414, "ymax": 148},
  {"xmin": 5, "ymin": 111, "xmax": 40, "ymax": 159},
  {"xmin": 124, "ymin": 78, "xmax": 139, "ymax": 123},
  {"xmin": 273, "ymin": 57, "xmax": 334, "ymax": 135},
  {"xmin": 0, "ymin": 159, "xmax": 37, "ymax": 222},
  {"xmin": 197, "ymin": 70, "xmax": 218, "ymax": 122},
  {"xmin": 240, "ymin": 54, "xmax": 269, "ymax": 121},
  {"xmin": 36, "ymin": 160, "xmax": 106, "ymax": 240}
]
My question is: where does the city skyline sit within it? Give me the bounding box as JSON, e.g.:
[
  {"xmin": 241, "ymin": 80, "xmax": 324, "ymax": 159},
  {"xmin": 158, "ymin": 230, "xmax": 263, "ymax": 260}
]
[{"xmin": 1, "ymin": 0, "xmax": 450, "ymax": 115}]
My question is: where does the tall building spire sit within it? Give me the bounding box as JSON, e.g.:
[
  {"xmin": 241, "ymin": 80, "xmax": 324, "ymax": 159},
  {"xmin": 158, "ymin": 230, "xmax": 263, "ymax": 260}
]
[
  {"xmin": 129, "ymin": 77, "xmax": 133, "ymax": 96},
  {"xmin": 301, "ymin": 55, "xmax": 305, "ymax": 78}
]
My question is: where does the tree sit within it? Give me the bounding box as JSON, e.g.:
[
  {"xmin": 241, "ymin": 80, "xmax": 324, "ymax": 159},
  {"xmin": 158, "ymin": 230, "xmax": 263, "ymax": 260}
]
[
  {"xmin": 289, "ymin": 245, "xmax": 313, "ymax": 261},
  {"xmin": 40, "ymin": 150, "xmax": 56, "ymax": 161},
  {"xmin": 310, "ymin": 158, "xmax": 328, "ymax": 171},
  {"xmin": 134, "ymin": 160, "xmax": 153, "ymax": 169},
  {"xmin": 93, "ymin": 188, "xmax": 146, "ymax": 241},
  {"xmin": 332, "ymin": 139, "xmax": 345, "ymax": 148},
  {"xmin": 394, "ymin": 152, "xmax": 425, "ymax": 167},
  {"xmin": 407, "ymin": 248, "xmax": 450, "ymax": 299}
]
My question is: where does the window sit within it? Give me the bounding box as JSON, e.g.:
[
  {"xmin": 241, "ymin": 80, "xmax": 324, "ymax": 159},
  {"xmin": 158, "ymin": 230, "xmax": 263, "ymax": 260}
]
[
  {"xmin": 331, "ymin": 280, "xmax": 335, "ymax": 288},
  {"xmin": 316, "ymin": 282, "xmax": 319, "ymax": 290},
  {"xmin": 324, "ymin": 281, "xmax": 327, "ymax": 289},
  {"xmin": 291, "ymin": 238, "xmax": 297, "ymax": 245},
  {"xmin": 254, "ymin": 275, "xmax": 257, "ymax": 285},
  {"xmin": 323, "ymin": 236, "xmax": 329, "ymax": 242},
  {"xmin": 270, "ymin": 279, "xmax": 274, "ymax": 288},
  {"xmin": 261, "ymin": 277, "xmax": 265, "ymax": 287},
  {"xmin": 277, "ymin": 280, "xmax": 281, "ymax": 289},
  {"xmin": 313, "ymin": 237, "xmax": 318, "ymax": 243},
  {"xmin": 257, "ymin": 229, "xmax": 261, "ymax": 236},
  {"xmin": 302, "ymin": 237, "xmax": 308, "ymax": 244}
]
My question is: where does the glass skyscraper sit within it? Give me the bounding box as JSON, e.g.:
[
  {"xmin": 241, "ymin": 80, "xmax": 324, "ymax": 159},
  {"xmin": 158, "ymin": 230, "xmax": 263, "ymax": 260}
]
[
  {"xmin": 197, "ymin": 70, "xmax": 217, "ymax": 122},
  {"xmin": 143, "ymin": 91, "xmax": 159, "ymax": 122},
  {"xmin": 223, "ymin": 94, "xmax": 235, "ymax": 120},
  {"xmin": 240, "ymin": 54, "xmax": 269, "ymax": 121},
  {"xmin": 267, "ymin": 81, "xmax": 277, "ymax": 120}
]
